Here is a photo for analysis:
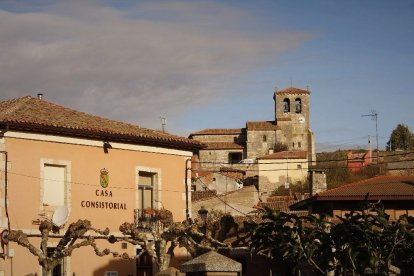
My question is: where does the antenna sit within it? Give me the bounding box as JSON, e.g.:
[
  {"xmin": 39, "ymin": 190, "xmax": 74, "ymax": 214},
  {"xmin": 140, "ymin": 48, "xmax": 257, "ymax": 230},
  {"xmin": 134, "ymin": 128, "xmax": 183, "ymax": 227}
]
[{"xmin": 52, "ymin": 206, "xmax": 70, "ymax": 227}]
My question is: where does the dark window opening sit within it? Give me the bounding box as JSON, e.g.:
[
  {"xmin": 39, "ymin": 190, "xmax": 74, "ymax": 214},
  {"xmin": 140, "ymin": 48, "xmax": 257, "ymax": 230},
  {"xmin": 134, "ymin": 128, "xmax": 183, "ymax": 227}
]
[
  {"xmin": 229, "ymin": 152, "xmax": 242, "ymax": 164},
  {"xmin": 298, "ymin": 142, "xmax": 301, "ymax": 148},
  {"xmin": 283, "ymin": 98, "xmax": 290, "ymax": 113},
  {"xmin": 233, "ymin": 137, "xmax": 237, "ymax": 142},
  {"xmin": 263, "ymin": 135, "xmax": 267, "ymax": 142},
  {"xmin": 136, "ymin": 251, "xmax": 153, "ymax": 276},
  {"xmin": 295, "ymin": 98, "xmax": 302, "ymax": 113}
]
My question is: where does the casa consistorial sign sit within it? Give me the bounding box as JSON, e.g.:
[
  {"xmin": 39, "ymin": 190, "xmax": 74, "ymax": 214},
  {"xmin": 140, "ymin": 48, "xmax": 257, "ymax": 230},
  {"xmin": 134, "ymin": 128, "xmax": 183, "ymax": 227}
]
[{"xmin": 80, "ymin": 168, "xmax": 127, "ymax": 210}]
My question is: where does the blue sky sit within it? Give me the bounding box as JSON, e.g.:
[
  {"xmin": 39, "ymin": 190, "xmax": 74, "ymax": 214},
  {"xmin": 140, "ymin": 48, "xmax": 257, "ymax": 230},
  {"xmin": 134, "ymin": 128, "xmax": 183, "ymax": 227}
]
[{"xmin": 1, "ymin": 0, "xmax": 413, "ymax": 152}]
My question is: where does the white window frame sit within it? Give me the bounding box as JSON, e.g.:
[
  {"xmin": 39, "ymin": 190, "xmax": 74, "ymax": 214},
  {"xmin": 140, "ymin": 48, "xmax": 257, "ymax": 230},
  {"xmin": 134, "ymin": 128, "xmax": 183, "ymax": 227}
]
[
  {"xmin": 135, "ymin": 166, "xmax": 161, "ymax": 210},
  {"xmin": 40, "ymin": 159, "xmax": 71, "ymax": 212}
]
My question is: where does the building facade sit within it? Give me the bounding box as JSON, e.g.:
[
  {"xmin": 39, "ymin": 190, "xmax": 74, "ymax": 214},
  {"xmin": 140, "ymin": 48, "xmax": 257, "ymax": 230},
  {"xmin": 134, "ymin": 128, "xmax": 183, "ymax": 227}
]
[
  {"xmin": 189, "ymin": 87, "xmax": 316, "ymax": 170},
  {"xmin": 0, "ymin": 96, "xmax": 202, "ymax": 276},
  {"xmin": 257, "ymin": 150, "xmax": 308, "ymax": 198}
]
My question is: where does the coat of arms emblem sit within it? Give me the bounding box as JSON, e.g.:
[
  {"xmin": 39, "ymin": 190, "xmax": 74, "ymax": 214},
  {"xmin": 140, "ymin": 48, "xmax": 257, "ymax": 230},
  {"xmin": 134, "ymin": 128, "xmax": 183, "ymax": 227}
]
[{"xmin": 100, "ymin": 168, "xmax": 109, "ymax": 188}]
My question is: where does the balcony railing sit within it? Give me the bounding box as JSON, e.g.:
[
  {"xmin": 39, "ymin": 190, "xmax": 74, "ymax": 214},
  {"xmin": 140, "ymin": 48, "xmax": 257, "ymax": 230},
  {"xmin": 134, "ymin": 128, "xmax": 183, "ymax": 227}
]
[{"xmin": 134, "ymin": 209, "xmax": 164, "ymax": 232}]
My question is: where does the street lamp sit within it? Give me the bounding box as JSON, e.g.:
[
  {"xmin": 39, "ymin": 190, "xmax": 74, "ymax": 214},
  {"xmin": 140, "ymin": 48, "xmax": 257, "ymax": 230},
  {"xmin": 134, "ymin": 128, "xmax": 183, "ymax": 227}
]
[{"xmin": 198, "ymin": 206, "xmax": 208, "ymax": 222}]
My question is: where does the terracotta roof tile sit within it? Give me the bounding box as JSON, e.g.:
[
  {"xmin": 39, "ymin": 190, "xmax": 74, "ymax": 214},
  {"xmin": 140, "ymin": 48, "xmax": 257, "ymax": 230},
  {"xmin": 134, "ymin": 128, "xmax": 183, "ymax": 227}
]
[
  {"xmin": 316, "ymin": 175, "xmax": 414, "ymax": 200},
  {"xmin": 275, "ymin": 86, "xmax": 310, "ymax": 95},
  {"xmin": 258, "ymin": 150, "xmax": 308, "ymax": 160},
  {"xmin": 0, "ymin": 96, "xmax": 203, "ymax": 150},
  {"xmin": 189, "ymin": 128, "xmax": 244, "ymax": 136},
  {"xmin": 204, "ymin": 142, "xmax": 245, "ymax": 150},
  {"xmin": 246, "ymin": 121, "xmax": 279, "ymax": 131}
]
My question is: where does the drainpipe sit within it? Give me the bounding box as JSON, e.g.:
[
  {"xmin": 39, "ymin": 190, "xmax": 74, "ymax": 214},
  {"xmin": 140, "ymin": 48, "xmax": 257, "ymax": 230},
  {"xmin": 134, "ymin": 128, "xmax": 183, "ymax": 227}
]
[
  {"xmin": 185, "ymin": 158, "xmax": 191, "ymax": 222},
  {"xmin": 1, "ymin": 151, "xmax": 9, "ymax": 232},
  {"xmin": 0, "ymin": 125, "xmax": 10, "ymax": 231}
]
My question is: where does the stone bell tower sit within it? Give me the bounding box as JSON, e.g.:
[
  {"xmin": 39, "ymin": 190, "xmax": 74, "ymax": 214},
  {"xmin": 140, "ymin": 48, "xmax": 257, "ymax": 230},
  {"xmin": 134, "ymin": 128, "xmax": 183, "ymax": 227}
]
[{"xmin": 273, "ymin": 87, "xmax": 315, "ymax": 163}]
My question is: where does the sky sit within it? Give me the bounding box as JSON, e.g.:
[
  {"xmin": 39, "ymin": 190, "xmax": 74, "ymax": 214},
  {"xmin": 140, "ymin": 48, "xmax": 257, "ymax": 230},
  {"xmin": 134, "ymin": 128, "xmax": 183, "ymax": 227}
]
[{"xmin": 1, "ymin": 0, "xmax": 413, "ymax": 152}]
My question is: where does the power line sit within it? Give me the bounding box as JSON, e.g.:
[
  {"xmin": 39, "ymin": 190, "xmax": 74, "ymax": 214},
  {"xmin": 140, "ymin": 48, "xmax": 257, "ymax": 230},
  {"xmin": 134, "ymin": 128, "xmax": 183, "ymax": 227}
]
[{"xmin": 189, "ymin": 176, "xmax": 250, "ymax": 217}]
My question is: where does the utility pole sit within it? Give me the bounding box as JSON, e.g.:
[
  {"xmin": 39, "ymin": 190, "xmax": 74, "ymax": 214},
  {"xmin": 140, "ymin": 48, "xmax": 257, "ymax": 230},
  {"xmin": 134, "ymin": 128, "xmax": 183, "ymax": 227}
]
[{"xmin": 362, "ymin": 110, "xmax": 379, "ymax": 164}]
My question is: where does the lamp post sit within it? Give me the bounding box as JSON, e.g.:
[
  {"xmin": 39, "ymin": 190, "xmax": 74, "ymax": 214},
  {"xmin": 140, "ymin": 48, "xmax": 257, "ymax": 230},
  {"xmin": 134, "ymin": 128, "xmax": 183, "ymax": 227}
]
[
  {"xmin": 198, "ymin": 206, "xmax": 208, "ymax": 222},
  {"xmin": 198, "ymin": 206, "xmax": 208, "ymax": 234}
]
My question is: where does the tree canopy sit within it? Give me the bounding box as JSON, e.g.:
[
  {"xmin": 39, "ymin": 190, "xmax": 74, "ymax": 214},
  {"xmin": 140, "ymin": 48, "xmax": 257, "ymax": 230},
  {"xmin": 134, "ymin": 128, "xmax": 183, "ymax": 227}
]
[
  {"xmin": 387, "ymin": 124, "xmax": 413, "ymax": 151},
  {"xmin": 251, "ymin": 203, "xmax": 414, "ymax": 275}
]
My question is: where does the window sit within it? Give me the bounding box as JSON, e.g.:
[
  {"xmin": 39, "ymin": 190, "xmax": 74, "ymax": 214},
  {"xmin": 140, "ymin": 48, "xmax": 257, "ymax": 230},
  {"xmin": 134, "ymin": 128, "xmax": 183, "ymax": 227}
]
[
  {"xmin": 297, "ymin": 164, "xmax": 302, "ymax": 169},
  {"xmin": 233, "ymin": 137, "xmax": 238, "ymax": 142},
  {"xmin": 298, "ymin": 142, "xmax": 302, "ymax": 148},
  {"xmin": 293, "ymin": 142, "xmax": 295, "ymax": 148},
  {"xmin": 138, "ymin": 172, "xmax": 156, "ymax": 209},
  {"xmin": 229, "ymin": 152, "xmax": 242, "ymax": 164},
  {"xmin": 283, "ymin": 98, "xmax": 290, "ymax": 113},
  {"xmin": 43, "ymin": 165, "xmax": 65, "ymax": 206},
  {"xmin": 295, "ymin": 98, "xmax": 302, "ymax": 113},
  {"xmin": 262, "ymin": 135, "xmax": 267, "ymax": 142},
  {"xmin": 40, "ymin": 159, "xmax": 71, "ymax": 211}
]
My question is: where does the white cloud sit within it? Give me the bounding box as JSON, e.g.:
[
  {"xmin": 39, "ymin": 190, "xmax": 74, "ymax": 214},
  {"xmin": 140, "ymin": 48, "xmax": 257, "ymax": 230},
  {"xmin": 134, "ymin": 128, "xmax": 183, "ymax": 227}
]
[{"xmin": 0, "ymin": 1, "xmax": 313, "ymax": 129}]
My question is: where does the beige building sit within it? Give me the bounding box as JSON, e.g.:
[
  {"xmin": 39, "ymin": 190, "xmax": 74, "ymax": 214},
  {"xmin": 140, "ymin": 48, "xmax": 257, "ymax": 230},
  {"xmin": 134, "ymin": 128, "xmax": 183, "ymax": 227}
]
[
  {"xmin": 0, "ymin": 95, "xmax": 202, "ymax": 276},
  {"xmin": 257, "ymin": 150, "xmax": 308, "ymax": 197}
]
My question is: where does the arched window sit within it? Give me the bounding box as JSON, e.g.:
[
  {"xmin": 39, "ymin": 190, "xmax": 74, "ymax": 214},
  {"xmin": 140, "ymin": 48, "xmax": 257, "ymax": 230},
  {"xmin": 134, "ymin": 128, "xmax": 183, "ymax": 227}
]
[
  {"xmin": 295, "ymin": 98, "xmax": 302, "ymax": 113},
  {"xmin": 283, "ymin": 98, "xmax": 290, "ymax": 113},
  {"xmin": 263, "ymin": 135, "xmax": 267, "ymax": 142}
]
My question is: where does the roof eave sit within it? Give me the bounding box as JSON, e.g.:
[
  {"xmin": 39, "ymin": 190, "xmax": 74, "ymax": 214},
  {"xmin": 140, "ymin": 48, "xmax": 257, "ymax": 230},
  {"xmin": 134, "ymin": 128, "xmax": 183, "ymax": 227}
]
[{"xmin": 3, "ymin": 122, "xmax": 204, "ymax": 151}]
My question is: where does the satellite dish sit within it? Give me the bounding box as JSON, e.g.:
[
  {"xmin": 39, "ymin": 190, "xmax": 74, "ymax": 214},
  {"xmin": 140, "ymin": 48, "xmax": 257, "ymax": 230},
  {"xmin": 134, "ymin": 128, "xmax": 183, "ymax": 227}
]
[{"xmin": 52, "ymin": 206, "xmax": 70, "ymax": 227}]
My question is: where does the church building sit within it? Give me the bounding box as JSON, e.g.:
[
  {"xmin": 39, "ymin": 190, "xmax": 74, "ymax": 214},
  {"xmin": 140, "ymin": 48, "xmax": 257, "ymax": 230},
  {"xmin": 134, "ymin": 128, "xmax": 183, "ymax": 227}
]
[{"xmin": 189, "ymin": 87, "xmax": 316, "ymax": 169}]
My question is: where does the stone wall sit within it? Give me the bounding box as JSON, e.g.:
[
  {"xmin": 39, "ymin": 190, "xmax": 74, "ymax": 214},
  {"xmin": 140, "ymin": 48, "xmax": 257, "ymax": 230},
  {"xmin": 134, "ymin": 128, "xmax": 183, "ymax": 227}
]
[
  {"xmin": 191, "ymin": 185, "xmax": 258, "ymax": 217},
  {"xmin": 198, "ymin": 149, "xmax": 244, "ymax": 168}
]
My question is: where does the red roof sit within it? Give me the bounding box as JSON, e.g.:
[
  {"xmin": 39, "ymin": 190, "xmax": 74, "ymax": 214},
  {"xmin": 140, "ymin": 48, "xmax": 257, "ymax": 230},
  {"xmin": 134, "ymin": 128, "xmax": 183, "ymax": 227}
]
[
  {"xmin": 258, "ymin": 150, "xmax": 308, "ymax": 160},
  {"xmin": 0, "ymin": 96, "xmax": 203, "ymax": 150},
  {"xmin": 203, "ymin": 142, "xmax": 245, "ymax": 150},
  {"xmin": 246, "ymin": 121, "xmax": 279, "ymax": 131},
  {"xmin": 290, "ymin": 175, "xmax": 414, "ymax": 210},
  {"xmin": 316, "ymin": 175, "xmax": 414, "ymax": 200},
  {"xmin": 189, "ymin": 128, "xmax": 243, "ymax": 136},
  {"xmin": 275, "ymin": 87, "xmax": 310, "ymax": 95}
]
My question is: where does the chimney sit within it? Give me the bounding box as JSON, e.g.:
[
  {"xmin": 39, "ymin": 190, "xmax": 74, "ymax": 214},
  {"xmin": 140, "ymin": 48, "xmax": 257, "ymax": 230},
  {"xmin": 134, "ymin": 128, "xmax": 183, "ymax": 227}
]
[{"xmin": 37, "ymin": 93, "xmax": 43, "ymax": 100}]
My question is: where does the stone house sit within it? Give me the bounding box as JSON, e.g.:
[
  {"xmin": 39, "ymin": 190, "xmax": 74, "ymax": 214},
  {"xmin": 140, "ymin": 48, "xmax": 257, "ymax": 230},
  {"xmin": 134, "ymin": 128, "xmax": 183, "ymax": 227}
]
[{"xmin": 192, "ymin": 168, "xmax": 245, "ymax": 194}]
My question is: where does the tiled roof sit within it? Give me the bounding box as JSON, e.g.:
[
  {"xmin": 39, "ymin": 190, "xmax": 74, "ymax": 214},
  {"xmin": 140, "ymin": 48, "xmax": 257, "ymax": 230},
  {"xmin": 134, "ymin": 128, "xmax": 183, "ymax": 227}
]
[
  {"xmin": 258, "ymin": 150, "xmax": 308, "ymax": 160},
  {"xmin": 189, "ymin": 128, "xmax": 244, "ymax": 136},
  {"xmin": 0, "ymin": 96, "xmax": 203, "ymax": 150},
  {"xmin": 191, "ymin": 190, "xmax": 217, "ymax": 202},
  {"xmin": 290, "ymin": 175, "xmax": 414, "ymax": 210},
  {"xmin": 316, "ymin": 175, "xmax": 414, "ymax": 200},
  {"xmin": 275, "ymin": 87, "xmax": 310, "ymax": 95},
  {"xmin": 204, "ymin": 142, "xmax": 245, "ymax": 150},
  {"xmin": 246, "ymin": 121, "xmax": 279, "ymax": 131}
]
